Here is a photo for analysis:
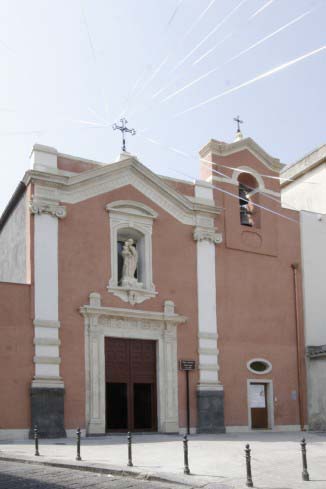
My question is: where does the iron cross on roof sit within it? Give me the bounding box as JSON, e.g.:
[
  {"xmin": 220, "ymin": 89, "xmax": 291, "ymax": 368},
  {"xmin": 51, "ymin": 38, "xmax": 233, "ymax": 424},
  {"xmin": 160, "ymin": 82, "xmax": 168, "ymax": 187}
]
[
  {"xmin": 112, "ymin": 118, "xmax": 136, "ymax": 152},
  {"xmin": 233, "ymin": 115, "xmax": 243, "ymax": 133}
]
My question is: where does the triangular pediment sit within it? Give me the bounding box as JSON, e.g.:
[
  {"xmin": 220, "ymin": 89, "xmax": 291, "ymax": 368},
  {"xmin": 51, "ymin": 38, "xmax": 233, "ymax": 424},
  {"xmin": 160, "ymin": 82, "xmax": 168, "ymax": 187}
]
[
  {"xmin": 199, "ymin": 138, "xmax": 284, "ymax": 173},
  {"xmin": 29, "ymin": 155, "xmax": 220, "ymax": 225}
]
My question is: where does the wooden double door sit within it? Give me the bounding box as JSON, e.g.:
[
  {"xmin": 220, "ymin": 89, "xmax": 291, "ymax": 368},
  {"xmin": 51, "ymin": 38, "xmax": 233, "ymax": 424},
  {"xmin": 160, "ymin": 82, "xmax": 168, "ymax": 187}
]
[{"xmin": 105, "ymin": 337, "xmax": 157, "ymax": 432}]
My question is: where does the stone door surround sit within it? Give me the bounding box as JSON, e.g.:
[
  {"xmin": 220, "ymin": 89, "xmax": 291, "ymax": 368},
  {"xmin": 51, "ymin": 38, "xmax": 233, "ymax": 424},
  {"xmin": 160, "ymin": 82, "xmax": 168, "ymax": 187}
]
[{"xmin": 80, "ymin": 293, "xmax": 187, "ymax": 435}]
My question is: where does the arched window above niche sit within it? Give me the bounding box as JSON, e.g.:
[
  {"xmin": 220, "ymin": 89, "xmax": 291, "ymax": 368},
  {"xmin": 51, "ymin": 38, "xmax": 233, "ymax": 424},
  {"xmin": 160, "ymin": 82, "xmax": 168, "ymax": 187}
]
[
  {"xmin": 106, "ymin": 201, "xmax": 158, "ymax": 305},
  {"xmin": 238, "ymin": 172, "xmax": 261, "ymax": 228}
]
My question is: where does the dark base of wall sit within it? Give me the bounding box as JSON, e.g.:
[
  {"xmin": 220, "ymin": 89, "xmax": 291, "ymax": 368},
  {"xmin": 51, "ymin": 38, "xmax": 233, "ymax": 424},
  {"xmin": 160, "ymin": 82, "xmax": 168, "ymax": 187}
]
[
  {"xmin": 30, "ymin": 387, "xmax": 66, "ymax": 438},
  {"xmin": 197, "ymin": 389, "xmax": 225, "ymax": 433}
]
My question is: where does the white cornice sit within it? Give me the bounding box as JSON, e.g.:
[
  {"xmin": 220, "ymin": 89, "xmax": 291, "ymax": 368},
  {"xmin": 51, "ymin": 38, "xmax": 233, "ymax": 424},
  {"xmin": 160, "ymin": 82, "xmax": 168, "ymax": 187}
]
[
  {"xmin": 106, "ymin": 200, "xmax": 158, "ymax": 219},
  {"xmin": 281, "ymin": 145, "xmax": 326, "ymax": 187},
  {"xmin": 29, "ymin": 156, "xmax": 221, "ymax": 225},
  {"xmin": 80, "ymin": 304, "xmax": 187, "ymax": 324},
  {"xmin": 199, "ymin": 138, "xmax": 283, "ymax": 172}
]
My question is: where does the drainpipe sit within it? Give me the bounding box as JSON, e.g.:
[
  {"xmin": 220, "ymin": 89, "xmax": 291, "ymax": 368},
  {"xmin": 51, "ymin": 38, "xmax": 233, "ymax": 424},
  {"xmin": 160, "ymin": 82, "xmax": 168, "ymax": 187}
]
[
  {"xmin": 0, "ymin": 181, "xmax": 26, "ymax": 233},
  {"xmin": 291, "ymin": 263, "xmax": 305, "ymax": 431}
]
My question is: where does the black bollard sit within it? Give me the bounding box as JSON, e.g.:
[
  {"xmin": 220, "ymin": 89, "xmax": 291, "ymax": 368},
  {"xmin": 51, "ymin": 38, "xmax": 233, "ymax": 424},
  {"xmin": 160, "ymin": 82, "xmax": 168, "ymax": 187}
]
[
  {"xmin": 34, "ymin": 425, "xmax": 40, "ymax": 457},
  {"xmin": 245, "ymin": 444, "xmax": 253, "ymax": 487},
  {"xmin": 301, "ymin": 438, "xmax": 309, "ymax": 481},
  {"xmin": 76, "ymin": 428, "xmax": 82, "ymax": 461},
  {"xmin": 127, "ymin": 432, "xmax": 133, "ymax": 467},
  {"xmin": 183, "ymin": 435, "xmax": 190, "ymax": 475}
]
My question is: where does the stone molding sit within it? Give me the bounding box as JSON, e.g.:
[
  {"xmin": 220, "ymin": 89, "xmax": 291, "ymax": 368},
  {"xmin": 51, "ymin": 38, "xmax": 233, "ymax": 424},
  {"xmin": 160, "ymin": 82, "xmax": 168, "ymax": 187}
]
[
  {"xmin": 33, "ymin": 356, "xmax": 61, "ymax": 364},
  {"xmin": 34, "ymin": 319, "xmax": 60, "ymax": 329},
  {"xmin": 210, "ymin": 165, "xmax": 280, "ymax": 198},
  {"xmin": 199, "ymin": 137, "xmax": 283, "ymax": 172},
  {"xmin": 32, "ymin": 377, "xmax": 64, "ymax": 389},
  {"xmin": 197, "ymin": 383, "xmax": 224, "ymax": 392},
  {"xmin": 34, "ymin": 338, "xmax": 61, "ymax": 346},
  {"xmin": 80, "ymin": 297, "xmax": 187, "ymax": 325},
  {"xmin": 193, "ymin": 226, "xmax": 223, "ymax": 244},
  {"xmin": 106, "ymin": 200, "xmax": 158, "ymax": 220},
  {"xmin": 107, "ymin": 286, "xmax": 157, "ymax": 306},
  {"xmin": 198, "ymin": 332, "xmax": 218, "ymax": 339},
  {"xmin": 27, "ymin": 156, "xmax": 220, "ymax": 225},
  {"xmin": 106, "ymin": 199, "xmax": 157, "ymax": 305},
  {"xmin": 199, "ymin": 347, "xmax": 218, "ymax": 355},
  {"xmin": 81, "ymin": 293, "xmax": 186, "ymax": 435},
  {"xmin": 30, "ymin": 199, "xmax": 66, "ymax": 219},
  {"xmin": 281, "ymin": 144, "xmax": 326, "ymax": 187}
]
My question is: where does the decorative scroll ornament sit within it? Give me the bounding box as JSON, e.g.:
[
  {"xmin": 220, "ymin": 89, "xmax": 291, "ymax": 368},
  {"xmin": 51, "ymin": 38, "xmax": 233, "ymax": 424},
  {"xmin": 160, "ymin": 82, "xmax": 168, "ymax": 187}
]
[
  {"xmin": 193, "ymin": 226, "xmax": 223, "ymax": 244},
  {"xmin": 30, "ymin": 200, "xmax": 67, "ymax": 219}
]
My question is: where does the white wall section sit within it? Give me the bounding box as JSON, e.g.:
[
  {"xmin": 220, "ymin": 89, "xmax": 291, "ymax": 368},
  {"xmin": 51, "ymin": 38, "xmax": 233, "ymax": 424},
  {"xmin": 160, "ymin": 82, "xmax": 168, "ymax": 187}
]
[
  {"xmin": 31, "ymin": 145, "xmax": 65, "ymax": 389},
  {"xmin": 0, "ymin": 194, "xmax": 28, "ymax": 283},
  {"xmin": 194, "ymin": 182, "xmax": 222, "ymax": 389}
]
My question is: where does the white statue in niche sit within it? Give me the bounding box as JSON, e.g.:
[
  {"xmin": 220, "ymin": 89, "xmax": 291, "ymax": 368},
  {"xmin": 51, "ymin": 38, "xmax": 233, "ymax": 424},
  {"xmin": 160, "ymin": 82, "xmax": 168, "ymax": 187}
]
[{"xmin": 121, "ymin": 238, "xmax": 142, "ymax": 288}]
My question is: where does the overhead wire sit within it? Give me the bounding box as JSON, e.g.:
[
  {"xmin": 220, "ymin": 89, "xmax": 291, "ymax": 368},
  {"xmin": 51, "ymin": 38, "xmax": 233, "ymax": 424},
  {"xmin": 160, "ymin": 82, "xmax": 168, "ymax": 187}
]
[
  {"xmin": 153, "ymin": 0, "xmax": 265, "ymax": 100},
  {"xmin": 126, "ymin": 0, "xmax": 218, "ymax": 118},
  {"xmin": 200, "ymin": 159, "xmax": 301, "ymax": 211},
  {"xmin": 161, "ymin": 8, "xmax": 315, "ymax": 103},
  {"xmin": 166, "ymin": 0, "xmax": 185, "ymax": 28},
  {"xmin": 118, "ymin": 0, "xmax": 189, "ymax": 119},
  {"xmin": 139, "ymin": 133, "xmax": 299, "ymax": 224},
  {"xmin": 192, "ymin": 33, "xmax": 233, "ymax": 66},
  {"xmin": 210, "ymin": 158, "xmax": 317, "ymax": 184},
  {"xmin": 250, "ymin": 0, "xmax": 275, "ymax": 19},
  {"xmin": 168, "ymin": 0, "xmax": 249, "ymax": 76},
  {"xmin": 182, "ymin": 0, "xmax": 217, "ymax": 40},
  {"xmin": 173, "ymin": 44, "xmax": 326, "ymax": 117}
]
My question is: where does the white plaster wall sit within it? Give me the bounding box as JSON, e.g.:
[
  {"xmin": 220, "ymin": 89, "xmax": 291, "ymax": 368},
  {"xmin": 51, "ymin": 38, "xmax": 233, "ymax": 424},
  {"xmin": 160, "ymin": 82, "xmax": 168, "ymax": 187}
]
[
  {"xmin": 30, "ymin": 145, "xmax": 57, "ymax": 170},
  {"xmin": 307, "ymin": 358, "xmax": 326, "ymax": 430},
  {"xmin": 300, "ymin": 211, "xmax": 326, "ymax": 430},
  {"xmin": 196, "ymin": 239, "xmax": 219, "ymax": 385},
  {"xmin": 35, "ymin": 327, "xmax": 58, "ymax": 339},
  {"xmin": 34, "ymin": 214, "xmax": 58, "ymax": 320},
  {"xmin": 300, "ymin": 211, "xmax": 326, "ymax": 345},
  {"xmin": 0, "ymin": 195, "xmax": 28, "ymax": 283},
  {"xmin": 197, "ymin": 240, "xmax": 217, "ymax": 336},
  {"xmin": 35, "ymin": 364, "xmax": 60, "ymax": 377},
  {"xmin": 195, "ymin": 181, "xmax": 213, "ymax": 200},
  {"xmin": 281, "ymin": 164, "xmax": 326, "ymax": 213}
]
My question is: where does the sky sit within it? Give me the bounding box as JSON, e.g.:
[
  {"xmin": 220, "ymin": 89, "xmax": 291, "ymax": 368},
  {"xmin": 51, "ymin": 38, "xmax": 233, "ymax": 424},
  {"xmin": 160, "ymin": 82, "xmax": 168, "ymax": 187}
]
[{"xmin": 0, "ymin": 0, "xmax": 325, "ymax": 213}]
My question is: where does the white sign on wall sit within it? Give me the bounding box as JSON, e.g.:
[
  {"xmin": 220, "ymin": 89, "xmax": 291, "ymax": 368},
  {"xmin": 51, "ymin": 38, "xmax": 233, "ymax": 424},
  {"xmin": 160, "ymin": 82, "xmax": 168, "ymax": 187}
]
[{"xmin": 250, "ymin": 384, "xmax": 266, "ymax": 408}]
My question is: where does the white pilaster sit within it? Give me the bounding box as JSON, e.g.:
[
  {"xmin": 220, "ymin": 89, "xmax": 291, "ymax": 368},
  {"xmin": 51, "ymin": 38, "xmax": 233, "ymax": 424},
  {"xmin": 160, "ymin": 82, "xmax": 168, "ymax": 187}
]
[
  {"xmin": 30, "ymin": 144, "xmax": 58, "ymax": 171},
  {"xmin": 194, "ymin": 182, "xmax": 223, "ymax": 391},
  {"xmin": 31, "ymin": 195, "xmax": 66, "ymax": 389}
]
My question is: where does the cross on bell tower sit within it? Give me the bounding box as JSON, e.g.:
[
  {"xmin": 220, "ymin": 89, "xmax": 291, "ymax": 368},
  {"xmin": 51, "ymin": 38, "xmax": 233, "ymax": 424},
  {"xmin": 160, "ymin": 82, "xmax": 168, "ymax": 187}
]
[
  {"xmin": 234, "ymin": 115, "xmax": 243, "ymax": 133},
  {"xmin": 112, "ymin": 118, "xmax": 136, "ymax": 152},
  {"xmin": 233, "ymin": 115, "xmax": 244, "ymax": 141}
]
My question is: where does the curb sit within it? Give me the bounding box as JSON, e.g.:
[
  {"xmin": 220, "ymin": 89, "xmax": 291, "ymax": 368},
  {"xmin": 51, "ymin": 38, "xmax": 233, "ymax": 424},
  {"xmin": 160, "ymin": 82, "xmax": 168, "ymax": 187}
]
[{"xmin": 0, "ymin": 454, "xmax": 198, "ymax": 487}]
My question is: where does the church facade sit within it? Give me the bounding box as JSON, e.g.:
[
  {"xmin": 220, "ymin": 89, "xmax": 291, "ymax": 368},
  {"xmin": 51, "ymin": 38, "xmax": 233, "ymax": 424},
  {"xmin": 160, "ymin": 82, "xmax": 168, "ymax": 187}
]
[{"xmin": 0, "ymin": 135, "xmax": 306, "ymax": 439}]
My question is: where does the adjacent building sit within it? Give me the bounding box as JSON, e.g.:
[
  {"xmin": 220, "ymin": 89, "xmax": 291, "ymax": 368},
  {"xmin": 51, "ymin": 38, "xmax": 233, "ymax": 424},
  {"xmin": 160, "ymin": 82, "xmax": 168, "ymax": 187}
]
[{"xmin": 282, "ymin": 145, "xmax": 326, "ymax": 430}]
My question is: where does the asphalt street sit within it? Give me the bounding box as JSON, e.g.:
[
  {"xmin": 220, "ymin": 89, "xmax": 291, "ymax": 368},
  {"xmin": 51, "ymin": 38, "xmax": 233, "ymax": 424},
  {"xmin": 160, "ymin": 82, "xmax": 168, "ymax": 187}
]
[{"xmin": 0, "ymin": 461, "xmax": 188, "ymax": 489}]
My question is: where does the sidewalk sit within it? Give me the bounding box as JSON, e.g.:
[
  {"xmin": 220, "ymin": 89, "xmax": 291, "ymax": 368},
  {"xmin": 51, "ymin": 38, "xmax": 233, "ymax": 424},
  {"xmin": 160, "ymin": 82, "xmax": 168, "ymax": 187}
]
[{"xmin": 1, "ymin": 431, "xmax": 326, "ymax": 488}]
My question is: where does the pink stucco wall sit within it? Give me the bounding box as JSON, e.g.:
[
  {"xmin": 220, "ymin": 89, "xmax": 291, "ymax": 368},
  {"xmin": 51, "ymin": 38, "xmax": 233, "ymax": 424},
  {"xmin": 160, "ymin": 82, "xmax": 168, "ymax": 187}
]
[
  {"xmin": 208, "ymin": 148, "xmax": 306, "ymax": 427},
  {"xmin": 0, "ymin": 283, "xmax": 33, "ymax": 428},
  {"xmin": 58, "ymin": 184, "xmax": 199, "ymax": 429}
]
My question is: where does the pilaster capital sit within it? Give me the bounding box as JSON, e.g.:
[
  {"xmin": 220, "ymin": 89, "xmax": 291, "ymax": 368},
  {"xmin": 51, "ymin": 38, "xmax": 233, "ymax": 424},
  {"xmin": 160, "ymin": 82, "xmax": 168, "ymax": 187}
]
[
  {"xmin": 193, "ymin": 226, "xmax": 223, "ymax": 244},
  {"xmin": 30, "ymin": 198, "xmax": 67, "ymax": 219}
]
